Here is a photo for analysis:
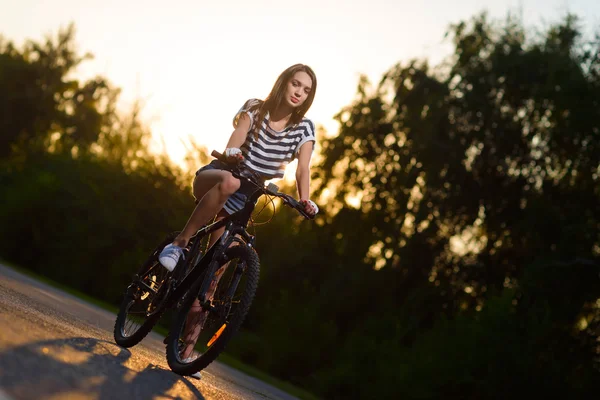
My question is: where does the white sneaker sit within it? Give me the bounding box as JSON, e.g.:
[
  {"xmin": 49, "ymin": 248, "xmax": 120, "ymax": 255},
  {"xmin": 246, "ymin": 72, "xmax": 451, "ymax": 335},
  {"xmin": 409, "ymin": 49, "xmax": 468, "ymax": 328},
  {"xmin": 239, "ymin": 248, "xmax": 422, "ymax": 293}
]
[
  {"xmin": 158, "ymin": 244, "xmax": 185, "ymax": 272},
  {"xmin": 182, "ymin": 357, "xmax": 201, "ymax": 380}
]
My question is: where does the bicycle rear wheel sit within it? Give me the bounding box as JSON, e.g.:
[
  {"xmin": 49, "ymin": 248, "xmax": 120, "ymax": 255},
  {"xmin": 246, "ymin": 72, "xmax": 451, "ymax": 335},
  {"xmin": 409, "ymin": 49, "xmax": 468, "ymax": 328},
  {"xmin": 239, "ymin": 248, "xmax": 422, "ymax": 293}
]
[
  {"xmin": 113, "ymin": 232, "xmax": 177, "ymax": 348},
  {"xmin": 166, "ymin": 244, "xmax": 260, "ymax": 376}
]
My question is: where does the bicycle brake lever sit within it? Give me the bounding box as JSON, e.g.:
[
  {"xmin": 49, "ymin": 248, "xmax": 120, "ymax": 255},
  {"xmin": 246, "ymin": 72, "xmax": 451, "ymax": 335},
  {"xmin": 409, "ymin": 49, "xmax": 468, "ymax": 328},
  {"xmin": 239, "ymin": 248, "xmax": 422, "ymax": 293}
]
[{"xmin": 266, "ymin": 182, "xmax": 279, "ymax": 195}]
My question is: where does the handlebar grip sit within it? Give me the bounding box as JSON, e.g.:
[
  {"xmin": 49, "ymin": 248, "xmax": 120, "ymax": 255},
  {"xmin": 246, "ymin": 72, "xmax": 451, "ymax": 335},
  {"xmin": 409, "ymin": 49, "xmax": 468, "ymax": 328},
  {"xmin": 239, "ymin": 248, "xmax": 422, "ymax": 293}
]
[
  {"xmin": 283, "ymin": 195, "xmax": 314, "ymax": 220},
  {"xmin": 281, "ymin": 194, "xmax": 297, "ymax": 207},
  {"xmin": 211, "ymin": 150, "xmax": 226, "ymax": 162}
]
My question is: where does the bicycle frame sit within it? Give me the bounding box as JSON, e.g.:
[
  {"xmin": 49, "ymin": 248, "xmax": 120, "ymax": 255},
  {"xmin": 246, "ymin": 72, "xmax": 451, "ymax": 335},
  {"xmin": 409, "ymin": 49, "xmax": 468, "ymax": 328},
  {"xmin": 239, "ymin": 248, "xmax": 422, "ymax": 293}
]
[
  {"xmin": 164, "ymin": 182, "xmax": 264, "ymax": 310},
  {"xmin": 148, "ymin": 152, "xmax": 310, "ymax": 316}
]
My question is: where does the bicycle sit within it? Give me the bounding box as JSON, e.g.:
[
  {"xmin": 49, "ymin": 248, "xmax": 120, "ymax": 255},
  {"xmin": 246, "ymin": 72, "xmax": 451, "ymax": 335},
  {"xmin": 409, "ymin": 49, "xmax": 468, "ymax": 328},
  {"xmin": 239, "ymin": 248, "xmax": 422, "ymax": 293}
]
[{"xmin": 113, "ymin": 150, "xmax": 313, "ymax": 377}]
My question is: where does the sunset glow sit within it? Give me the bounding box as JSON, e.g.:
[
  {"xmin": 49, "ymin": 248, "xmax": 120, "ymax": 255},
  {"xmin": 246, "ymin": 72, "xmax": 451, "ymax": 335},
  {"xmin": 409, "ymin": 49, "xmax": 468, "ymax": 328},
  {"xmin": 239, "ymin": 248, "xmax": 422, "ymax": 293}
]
[{"xmin": 3, "ymin": 0, "xmax": 599, "ymax": 168}]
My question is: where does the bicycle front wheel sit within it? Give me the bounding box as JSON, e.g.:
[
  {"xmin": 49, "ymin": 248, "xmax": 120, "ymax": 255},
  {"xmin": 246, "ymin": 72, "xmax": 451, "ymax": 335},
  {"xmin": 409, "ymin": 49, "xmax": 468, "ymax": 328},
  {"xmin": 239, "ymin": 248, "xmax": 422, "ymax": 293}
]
[{"xmin": 166, "ymin": 244, "xmax": 260, "ymax": 376}]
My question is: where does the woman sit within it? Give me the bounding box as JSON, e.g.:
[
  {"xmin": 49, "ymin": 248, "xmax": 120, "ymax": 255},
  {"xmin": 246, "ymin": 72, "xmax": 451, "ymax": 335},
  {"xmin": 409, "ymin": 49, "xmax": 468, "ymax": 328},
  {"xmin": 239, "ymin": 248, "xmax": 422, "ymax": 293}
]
[
  {"xmin": 159, "ymin": 63, "xmax": 319, "ymax": 270},
  {"xmin": 158, "ymin": 64, "xmax": 319, "ymax": 379}
]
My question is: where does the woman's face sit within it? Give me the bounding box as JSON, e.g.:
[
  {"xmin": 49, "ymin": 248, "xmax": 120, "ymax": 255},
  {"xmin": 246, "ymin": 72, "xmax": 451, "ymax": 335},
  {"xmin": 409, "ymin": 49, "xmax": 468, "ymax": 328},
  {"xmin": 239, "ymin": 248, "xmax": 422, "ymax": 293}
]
[{"xmin": 285, "ymin": 71, "xmax": 313, "ymax": 109}]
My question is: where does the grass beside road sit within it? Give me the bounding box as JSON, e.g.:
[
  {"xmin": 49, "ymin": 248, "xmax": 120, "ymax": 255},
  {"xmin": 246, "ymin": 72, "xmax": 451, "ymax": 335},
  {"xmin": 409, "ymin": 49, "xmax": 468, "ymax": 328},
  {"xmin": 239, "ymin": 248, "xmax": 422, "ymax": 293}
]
[{"xmin": 1, "ymin": 261, "xmax": 319, "ymax": 400}]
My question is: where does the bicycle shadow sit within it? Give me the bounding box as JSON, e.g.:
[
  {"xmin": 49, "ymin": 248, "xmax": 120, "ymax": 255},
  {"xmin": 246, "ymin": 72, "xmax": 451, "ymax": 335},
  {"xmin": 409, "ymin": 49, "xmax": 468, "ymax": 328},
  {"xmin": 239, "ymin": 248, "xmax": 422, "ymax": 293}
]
[{"xmin": 0, "ymin": 336, "xmax": 205, "ymax": 400}]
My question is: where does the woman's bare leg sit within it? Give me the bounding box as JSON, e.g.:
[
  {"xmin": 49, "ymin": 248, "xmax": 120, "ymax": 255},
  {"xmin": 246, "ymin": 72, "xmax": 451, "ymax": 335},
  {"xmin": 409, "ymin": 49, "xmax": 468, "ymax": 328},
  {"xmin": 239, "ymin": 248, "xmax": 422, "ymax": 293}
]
[{"xmin": 172, "ymin": 170, "xmax": 240, "ymax": 248}]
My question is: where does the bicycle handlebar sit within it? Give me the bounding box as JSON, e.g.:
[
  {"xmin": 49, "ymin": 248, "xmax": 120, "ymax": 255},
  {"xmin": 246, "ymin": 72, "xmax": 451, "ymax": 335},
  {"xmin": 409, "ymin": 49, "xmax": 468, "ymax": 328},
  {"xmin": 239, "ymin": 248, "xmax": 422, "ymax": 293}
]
[{"xmin": 210, "ymin": 150, "xmax": 314, "ymax": 220}]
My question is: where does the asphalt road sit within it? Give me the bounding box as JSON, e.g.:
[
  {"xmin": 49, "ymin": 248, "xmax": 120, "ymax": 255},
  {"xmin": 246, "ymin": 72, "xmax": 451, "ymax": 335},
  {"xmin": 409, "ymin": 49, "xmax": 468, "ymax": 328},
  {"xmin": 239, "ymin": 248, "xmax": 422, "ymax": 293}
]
[{"xmin": 0, "ymin": 263, "xmax": 299, "ymax": 400}]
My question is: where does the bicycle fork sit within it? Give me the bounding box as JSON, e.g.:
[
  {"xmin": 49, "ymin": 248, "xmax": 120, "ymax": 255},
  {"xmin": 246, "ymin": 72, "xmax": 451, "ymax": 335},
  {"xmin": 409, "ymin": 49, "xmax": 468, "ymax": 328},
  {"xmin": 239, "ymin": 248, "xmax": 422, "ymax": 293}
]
[{"xmin": 199, "ymin": 259, "xmax": 246, "ymax": 319}]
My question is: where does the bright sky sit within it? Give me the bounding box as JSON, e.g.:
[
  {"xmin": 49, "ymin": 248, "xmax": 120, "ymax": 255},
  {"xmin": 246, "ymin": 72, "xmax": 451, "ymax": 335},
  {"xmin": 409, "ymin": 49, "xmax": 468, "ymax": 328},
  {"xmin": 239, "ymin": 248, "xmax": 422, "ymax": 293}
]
[{"xmin": 2, "ymin": 0, "xmax": 599, "ymax": 168}]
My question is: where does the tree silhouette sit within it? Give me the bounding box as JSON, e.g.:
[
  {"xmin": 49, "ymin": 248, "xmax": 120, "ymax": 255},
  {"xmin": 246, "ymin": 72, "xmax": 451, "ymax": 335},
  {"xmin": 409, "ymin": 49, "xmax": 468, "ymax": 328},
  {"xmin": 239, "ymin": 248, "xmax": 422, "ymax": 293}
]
[{"xmin": 315, "ymin": 13, "xmax": 600, "ymax": 304}]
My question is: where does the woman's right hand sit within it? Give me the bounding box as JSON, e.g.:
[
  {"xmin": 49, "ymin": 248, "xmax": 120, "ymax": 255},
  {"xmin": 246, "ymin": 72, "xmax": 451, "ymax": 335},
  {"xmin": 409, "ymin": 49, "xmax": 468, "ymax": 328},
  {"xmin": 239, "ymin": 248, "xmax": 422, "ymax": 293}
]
[{"xmin": 225, "ymin": 148, "xmax": 244, "ymax": 163}]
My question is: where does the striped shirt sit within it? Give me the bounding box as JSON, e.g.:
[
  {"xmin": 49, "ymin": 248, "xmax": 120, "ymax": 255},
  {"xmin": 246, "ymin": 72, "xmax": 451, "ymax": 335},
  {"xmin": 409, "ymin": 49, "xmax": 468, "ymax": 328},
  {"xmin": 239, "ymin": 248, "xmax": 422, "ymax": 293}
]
[{"xmin": 233, "ymin": 98, "xmax": 316, "ymax": 180}]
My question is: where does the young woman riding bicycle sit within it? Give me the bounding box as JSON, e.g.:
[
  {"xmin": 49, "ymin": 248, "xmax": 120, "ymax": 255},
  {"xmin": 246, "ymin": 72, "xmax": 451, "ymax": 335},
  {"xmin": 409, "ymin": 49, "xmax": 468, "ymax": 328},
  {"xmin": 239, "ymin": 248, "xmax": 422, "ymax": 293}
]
[{"xmin": 157, "ymin": 64, "xmax": 319, "ymax": 377}]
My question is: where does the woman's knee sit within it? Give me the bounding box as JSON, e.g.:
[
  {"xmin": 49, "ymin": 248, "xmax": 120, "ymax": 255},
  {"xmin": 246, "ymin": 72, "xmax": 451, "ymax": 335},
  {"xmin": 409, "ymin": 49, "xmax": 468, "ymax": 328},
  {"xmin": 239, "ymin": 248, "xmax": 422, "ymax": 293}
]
[
  {"xmin": 192, "ymin": 170, "xmax": 239, "ymax": 200},
  {"xmin": 218, "ymin": 175, "xmax": 240, "ymax": 196}
]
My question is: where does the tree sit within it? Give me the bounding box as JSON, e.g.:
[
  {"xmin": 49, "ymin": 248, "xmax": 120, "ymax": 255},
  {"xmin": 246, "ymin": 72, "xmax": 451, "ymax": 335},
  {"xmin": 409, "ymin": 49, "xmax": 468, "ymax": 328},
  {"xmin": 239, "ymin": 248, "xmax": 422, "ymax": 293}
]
[
  {"xmin": 315, "ymin": 13, "xmax": 600, "ymax": 305},
  {"xmin": 302, "ymin": 13, "xmax": 600, "ymax": 397},
  {"xmin": 0, "ymin": 24, "xmax": 119, "ymax": 157}
]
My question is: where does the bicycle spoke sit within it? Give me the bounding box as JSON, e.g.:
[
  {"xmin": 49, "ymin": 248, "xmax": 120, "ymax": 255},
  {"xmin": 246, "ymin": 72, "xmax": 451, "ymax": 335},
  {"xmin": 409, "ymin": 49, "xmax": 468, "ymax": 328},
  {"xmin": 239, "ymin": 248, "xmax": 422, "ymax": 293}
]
[
  {"xmin": 114, "ymin": 232, "xmax": 181, "ymax": 348},
  {"xmin": 172, "ymin": 256, "xmax": 248, "ymax": 363},
  {"xmin": 121, "ymin": 262, "xmax": 168, "ymax": 338},
  {"xmin": 166, "ymin": 244, "xmax": 259, "ymax": 375}
]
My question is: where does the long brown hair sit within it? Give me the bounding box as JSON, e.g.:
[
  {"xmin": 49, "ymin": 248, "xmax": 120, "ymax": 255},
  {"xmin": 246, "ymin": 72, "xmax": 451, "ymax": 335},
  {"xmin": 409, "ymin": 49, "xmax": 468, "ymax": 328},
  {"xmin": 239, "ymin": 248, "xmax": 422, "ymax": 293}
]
[{"xmin": 249, "ymin": 64, "xmax": 317, "ymax": 139}]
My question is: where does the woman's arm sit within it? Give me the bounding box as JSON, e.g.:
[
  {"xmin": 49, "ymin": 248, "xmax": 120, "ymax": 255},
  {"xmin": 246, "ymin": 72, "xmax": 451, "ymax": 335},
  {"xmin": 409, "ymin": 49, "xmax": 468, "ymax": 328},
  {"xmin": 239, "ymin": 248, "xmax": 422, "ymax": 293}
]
[
  {"xmin": 295, "ymin": 141, "xmax": 314, "ymax": 201},
  {"xmin": 225, "ymin": 113, "xmax": 251, "ymax": 149}
]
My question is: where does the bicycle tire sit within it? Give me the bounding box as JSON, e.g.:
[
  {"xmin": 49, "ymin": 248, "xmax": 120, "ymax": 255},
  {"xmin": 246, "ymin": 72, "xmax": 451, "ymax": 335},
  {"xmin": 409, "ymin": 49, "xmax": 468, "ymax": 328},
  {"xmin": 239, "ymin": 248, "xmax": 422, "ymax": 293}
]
[
  {"xmin": 113, "ymin": 232, "xmax": 178, "ymax": 348},
  {"xmin": 166, "ymin": 244, "xmax": 260, "ymax": 376}
]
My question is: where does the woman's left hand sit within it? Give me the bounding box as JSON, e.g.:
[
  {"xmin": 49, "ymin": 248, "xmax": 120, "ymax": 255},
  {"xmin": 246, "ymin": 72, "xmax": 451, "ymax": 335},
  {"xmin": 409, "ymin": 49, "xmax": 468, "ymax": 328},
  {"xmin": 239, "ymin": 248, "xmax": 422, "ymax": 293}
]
[{"xmin": 300, "ymin": 199, "xmax": 319, "ymax": 217}]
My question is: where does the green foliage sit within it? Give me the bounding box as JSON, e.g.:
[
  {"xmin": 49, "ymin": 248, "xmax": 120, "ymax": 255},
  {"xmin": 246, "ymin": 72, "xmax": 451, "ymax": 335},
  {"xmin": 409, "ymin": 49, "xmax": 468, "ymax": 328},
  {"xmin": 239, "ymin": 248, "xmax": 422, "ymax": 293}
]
[
  {"xmin": 0, "ymin": 24, "xmax": 192, "ymax": 303},
  {"xmin": 315, "ymin": 12, "xmax": 600, "ymax": 303},
  {"xmin": 0, "ymin": 152, "xmax": 191, "ymax": 303},
  {"xmin": 0, "ymin": 24, "xmax": 118, "ymax": 157}
]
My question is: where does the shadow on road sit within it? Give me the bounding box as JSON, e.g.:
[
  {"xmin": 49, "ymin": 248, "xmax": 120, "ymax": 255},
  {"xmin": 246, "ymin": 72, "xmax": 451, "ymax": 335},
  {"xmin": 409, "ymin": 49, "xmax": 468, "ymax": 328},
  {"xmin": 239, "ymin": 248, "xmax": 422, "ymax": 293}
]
[{"xmin": 0, "ymin": 336, "xmax": 205, "ymax": 399}]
